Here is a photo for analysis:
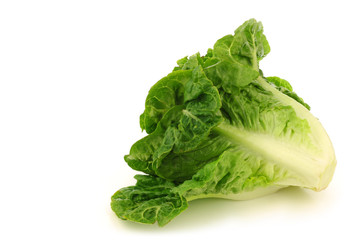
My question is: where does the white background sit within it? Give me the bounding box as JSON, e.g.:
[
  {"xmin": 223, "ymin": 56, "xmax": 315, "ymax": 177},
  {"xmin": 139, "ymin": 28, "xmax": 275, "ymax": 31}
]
[{"xmin": 1, "ymin": 0, "xmax": 359, "ymax": 239}]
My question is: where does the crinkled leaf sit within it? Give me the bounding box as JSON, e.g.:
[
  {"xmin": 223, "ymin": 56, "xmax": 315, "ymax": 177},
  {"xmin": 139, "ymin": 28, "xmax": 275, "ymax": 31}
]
[
  {"xmin": 111, "ymin": 175, "xmax": 188, "ymax": 226},
  {"xmin": 205, "ymin": 19, "xmax": 270, "ymax": 93},
  {"xmin": 140, "ymin": 70, "xmax": 192, "ymax": 134},
  {"xmin": 233, "ymin": 18, "xmax": 270, "ymax": 65},
  {"xmin": 266, "ymin": 76, "xmax": 310, "ymax": 110},
  {"xmin": 126, "ymin": 66, "xmax": 223, "ymax": 181},
  {"xmin": 266, "ymin": 76, "xmax": 293, "ymax": 91},
  {"xmin": 175, "ymin": 149, "xmax": 287, "ymax": 200}
]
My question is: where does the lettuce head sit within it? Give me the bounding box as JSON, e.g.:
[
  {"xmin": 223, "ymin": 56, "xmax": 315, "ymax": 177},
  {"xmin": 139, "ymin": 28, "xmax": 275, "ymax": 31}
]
[{"xmin": 111, "ymin": 19, "xmax": 336, "ymax": 226}]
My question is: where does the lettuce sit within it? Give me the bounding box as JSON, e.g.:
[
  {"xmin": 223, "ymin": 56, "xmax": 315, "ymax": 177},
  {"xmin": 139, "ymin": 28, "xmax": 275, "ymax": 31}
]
[{"xmin": 111, "ymin": 19, "xmax": 336, "ymax": 226}]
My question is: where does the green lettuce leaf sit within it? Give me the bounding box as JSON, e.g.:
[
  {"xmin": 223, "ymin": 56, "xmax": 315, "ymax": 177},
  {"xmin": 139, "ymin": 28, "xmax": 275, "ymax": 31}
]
[
  {"xmin": 126, "ymin": 66, "xmax": 225, "ymax": 182},
  {"xmin": 111, "ymin": 175, "xmax": 188, "ymax": 226},
  {"xmin": 266, "ymin": 76, "xmax": 310, "ymax": 110}
]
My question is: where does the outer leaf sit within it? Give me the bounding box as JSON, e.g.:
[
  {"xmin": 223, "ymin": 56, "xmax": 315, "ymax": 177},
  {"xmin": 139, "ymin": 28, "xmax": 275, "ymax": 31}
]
[
  {"xmin": 219, "ymin": 81, "xmax": 312, "ymax": 147},
  {"xmin": 111, "ymin": 175, "xmax": 188, "ymax": 226},
  {"xmin": 266, "ymin": 76, "xmax": 293, "ymax": 91},
  {"xmin": 126, "ymin": 66, "xmax": 224, "ymax": 182},
  {"xmin": 233, "ymin": 18, "xmax": 270, "ymax": 66},
  {"xmin": 175, "ymin": 149, "xmax": 286, "ymax": 201},
  {"xmin": 266, "ymin": 76, "xmax": 310, "ymax": 110},
  {"xmin": 140, "ymin": 70, "xmax": 192, "ymax": 134},
  {"xmin": 214, "ymin": 60, "xmax": 259, "ymax": 92},
  {"xmin": 205, "ymin": 19, "xmax": 270, "ymax": 93}
]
